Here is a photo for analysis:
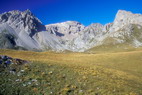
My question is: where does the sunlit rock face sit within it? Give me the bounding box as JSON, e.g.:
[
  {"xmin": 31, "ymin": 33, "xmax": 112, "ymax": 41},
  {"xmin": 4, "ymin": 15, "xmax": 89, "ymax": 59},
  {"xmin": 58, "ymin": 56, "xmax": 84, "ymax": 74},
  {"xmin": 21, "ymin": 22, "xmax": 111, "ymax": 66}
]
[
  {"xmin": 46, "ymin": 21, "xmax": 85, "ymax": 39},
  {"xmin": 111, "ymin": 10, "xmax": 142, "ymax": 32},
  {"xmin": 0, "ymin": 9, "xmax": 142, "ymax": 52},
  {"xmin": 0, "ymin": 9, "xmax": 46, "ymax": 50},
  {"xmin": 0, "ymin": 9, "xmax": 46, "ymax": 36},
  {"xmin": 105, "ymin": 10, "xmax": 142, "ymax": 47}
]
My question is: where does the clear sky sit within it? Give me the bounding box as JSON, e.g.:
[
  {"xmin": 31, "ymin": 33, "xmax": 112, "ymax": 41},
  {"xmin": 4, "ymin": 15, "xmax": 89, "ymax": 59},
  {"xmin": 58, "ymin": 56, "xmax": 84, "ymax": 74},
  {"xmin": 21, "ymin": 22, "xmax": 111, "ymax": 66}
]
[{"xmin": 0, "ymin": 0, "xmax": 142, "ymax": 26}]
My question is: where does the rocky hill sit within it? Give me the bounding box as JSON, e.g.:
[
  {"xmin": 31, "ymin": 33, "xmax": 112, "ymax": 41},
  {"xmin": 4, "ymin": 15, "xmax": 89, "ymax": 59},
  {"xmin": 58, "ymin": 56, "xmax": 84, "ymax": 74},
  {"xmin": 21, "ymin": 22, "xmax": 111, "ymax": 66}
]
[{"xmin": 0, "ymin": 10, "xmax": 142, "ymax": 52}]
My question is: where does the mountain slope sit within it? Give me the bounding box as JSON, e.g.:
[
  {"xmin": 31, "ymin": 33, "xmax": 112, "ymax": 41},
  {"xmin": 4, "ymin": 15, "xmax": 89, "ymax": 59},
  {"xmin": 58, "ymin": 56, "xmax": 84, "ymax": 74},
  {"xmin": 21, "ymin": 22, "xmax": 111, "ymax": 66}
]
[{"xmin": 0, "ymin": 10, "xmax": 142, "ymax": 52}]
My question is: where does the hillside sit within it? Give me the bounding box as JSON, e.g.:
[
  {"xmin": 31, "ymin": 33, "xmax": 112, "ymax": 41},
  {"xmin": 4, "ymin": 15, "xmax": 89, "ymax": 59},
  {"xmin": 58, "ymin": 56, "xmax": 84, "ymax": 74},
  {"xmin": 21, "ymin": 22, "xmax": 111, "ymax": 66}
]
[{"xmin": 0, "ymin": 49, "xmax": 142, "ymax": 95}]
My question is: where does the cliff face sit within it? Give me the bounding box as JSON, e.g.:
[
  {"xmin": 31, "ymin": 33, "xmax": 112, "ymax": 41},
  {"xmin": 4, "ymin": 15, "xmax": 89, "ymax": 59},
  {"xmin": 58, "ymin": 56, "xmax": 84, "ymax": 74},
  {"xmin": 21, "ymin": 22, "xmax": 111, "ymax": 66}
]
[
  {"xmin": 0, "ymin": 9, "xmax": 46, "ymax": 50},
  {"xmin": 112, "ymin": 10, "xmax": 142, "ymax": 31},
  {"xmin": 0, "ymin": 10, "xmax": 142, "ymax": 52}
]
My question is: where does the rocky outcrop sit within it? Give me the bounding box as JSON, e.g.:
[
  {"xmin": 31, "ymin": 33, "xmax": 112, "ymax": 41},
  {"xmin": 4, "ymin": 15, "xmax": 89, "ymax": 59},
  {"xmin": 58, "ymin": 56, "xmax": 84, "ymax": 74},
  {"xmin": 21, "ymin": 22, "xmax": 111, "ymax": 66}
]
[{"xmin": 0, "ymin": 55, "xmax": 28, "ymax": 68}]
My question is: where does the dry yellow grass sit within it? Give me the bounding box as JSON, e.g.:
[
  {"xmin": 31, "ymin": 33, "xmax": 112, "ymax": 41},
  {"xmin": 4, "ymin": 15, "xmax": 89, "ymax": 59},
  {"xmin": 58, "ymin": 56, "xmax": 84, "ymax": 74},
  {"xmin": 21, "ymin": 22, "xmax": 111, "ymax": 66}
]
[
  {"xmin": 0, "ymin": 49, "xmax": 142, "ymax": 80},
  {"xmin": 0, "ymin": 49, "xmax": 142, "ymax": 94}
]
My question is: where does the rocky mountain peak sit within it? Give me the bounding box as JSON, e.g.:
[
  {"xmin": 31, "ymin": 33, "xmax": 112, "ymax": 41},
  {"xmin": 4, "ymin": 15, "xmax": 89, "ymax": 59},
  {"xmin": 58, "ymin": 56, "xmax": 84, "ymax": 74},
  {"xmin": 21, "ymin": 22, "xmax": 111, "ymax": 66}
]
[
  {"xmin": 114, "ymin": 10, "xmax": 134, "ymax": 23},
  {"xmin": 0, "ymin": 9, "xmax": 45, "ymax": 37},
  {"xmin": 62, "ymin": 21, "xmax": 83, "ymax": 26},
  {"xmin": 84, "ymin": 23, "xmax": 103, "ymax": 34},
  {"xmin": 23, "ymin": 9, "xmax": 32, "ymax": 15},
  {"xmin": 111, "ymin": 10, "xmax": 142, "ymax": 32},
  {"xmin": 46, "ymin": 21, "xmax": 85, "ymax": 39},
  {"xmin": 117, "ymin": 10, "xmax": 132, "ymax": 15}
]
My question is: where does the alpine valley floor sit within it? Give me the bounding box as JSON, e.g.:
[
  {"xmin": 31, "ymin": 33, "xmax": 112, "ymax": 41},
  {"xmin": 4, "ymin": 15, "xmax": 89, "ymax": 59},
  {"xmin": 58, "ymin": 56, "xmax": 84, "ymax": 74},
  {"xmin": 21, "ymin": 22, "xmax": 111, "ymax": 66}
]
[{"xmin": 0, "ymin": 48, "xmax": 142, "ymax": 95}]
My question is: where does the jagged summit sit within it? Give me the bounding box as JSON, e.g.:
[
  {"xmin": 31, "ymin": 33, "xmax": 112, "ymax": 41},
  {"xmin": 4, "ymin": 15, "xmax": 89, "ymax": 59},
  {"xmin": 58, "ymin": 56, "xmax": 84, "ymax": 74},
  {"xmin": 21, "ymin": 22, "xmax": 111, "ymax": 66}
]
[
  {"xmin": 61, "ymin": 21, "xmax": 82, "ymax": 25},
  {"xmin": 23, "ymin": 9, "xmax": 32, "ymax": 15},
  {"xmin": 116, "ymin": 10, "xmax": 142, "ymax": 16},
  {"xmin": 117, "ymin": 10, "xmax": 132, "ymax": 14},
  {"xmin": 112, "ymin": 10, "xmax": 142, "ymax": 32},
  {"xmin": 0, "ymin": 9, "xmax": 142, "ymax": 52},
  {"xmin": 0, "ymin": 9, "xmax": 45, "ymax": 36},
  {"xmin": 46, "ymin": 21, "xmax": 84, "ymax": 27},
  {"xmin": 45, "ymin": 21, "xmax": 85, "ymax": 39}
]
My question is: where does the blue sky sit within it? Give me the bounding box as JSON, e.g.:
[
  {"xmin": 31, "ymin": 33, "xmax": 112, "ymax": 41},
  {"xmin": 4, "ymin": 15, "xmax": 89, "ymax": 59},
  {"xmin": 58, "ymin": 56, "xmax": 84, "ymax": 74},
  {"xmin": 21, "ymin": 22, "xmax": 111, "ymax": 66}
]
[{"xmin": 0, "ymin": 0, "xmax": 142, "ymax": 26}]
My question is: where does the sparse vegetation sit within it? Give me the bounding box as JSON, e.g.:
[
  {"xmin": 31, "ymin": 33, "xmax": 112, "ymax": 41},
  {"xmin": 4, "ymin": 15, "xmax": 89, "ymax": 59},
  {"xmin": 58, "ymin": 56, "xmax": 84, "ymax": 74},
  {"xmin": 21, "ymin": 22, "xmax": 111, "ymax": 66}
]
[{"xmin": 0, "ymin": 49, "xmax": 142, "ymax": 95}]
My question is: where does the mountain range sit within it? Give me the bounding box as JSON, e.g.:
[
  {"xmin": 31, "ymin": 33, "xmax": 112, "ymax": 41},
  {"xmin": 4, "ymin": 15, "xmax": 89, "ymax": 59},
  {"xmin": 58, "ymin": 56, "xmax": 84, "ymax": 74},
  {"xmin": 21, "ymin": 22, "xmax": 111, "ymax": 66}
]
[{"xmin": 0, "ymin": 9, "xmax": 142, "ymax": 52}]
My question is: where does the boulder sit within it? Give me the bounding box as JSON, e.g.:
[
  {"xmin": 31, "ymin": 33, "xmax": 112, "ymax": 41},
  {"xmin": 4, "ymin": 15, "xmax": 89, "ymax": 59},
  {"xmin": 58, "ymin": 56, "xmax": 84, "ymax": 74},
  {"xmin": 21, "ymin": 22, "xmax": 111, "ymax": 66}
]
[{"xmin": 0, "ymin": 55, "xmax": 28, "ymax": 68}]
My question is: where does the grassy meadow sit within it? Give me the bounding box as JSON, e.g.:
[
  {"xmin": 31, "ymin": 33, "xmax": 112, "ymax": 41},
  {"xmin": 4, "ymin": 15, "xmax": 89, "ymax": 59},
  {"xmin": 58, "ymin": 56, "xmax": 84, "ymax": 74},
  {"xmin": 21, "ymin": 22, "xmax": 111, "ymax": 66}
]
[{"xmin": 0, "ymin": 49, "xmax": 142, "ymax": 95}]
